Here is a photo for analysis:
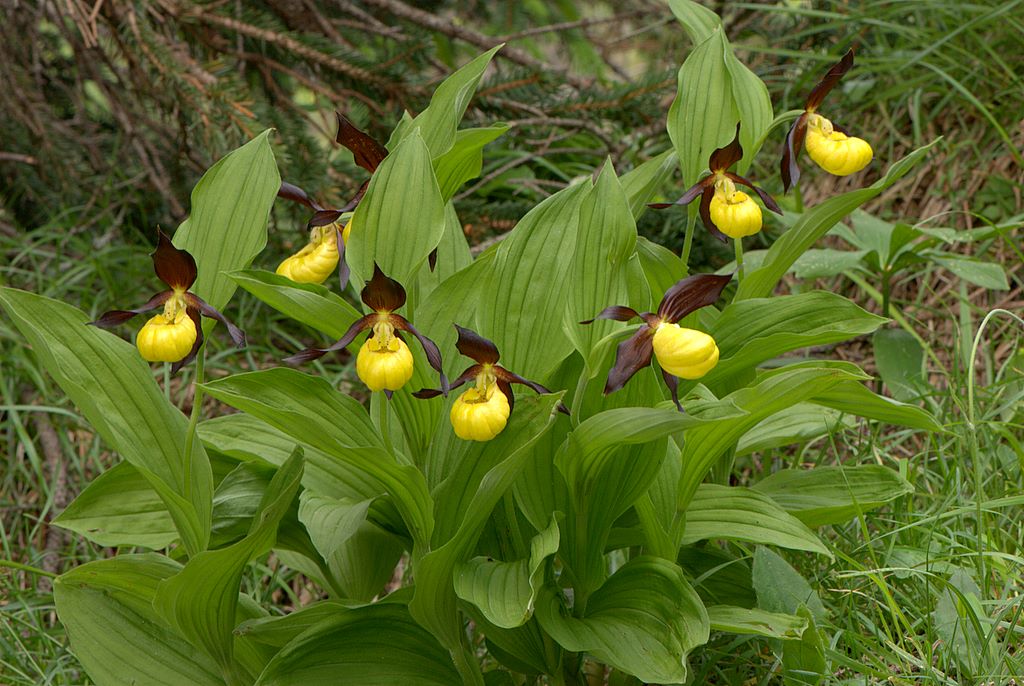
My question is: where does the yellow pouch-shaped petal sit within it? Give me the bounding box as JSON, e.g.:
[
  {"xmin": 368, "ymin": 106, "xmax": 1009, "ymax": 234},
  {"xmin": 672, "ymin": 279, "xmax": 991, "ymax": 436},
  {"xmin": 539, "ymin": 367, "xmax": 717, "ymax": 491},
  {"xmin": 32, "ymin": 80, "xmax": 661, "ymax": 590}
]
[
  {"xmin": 450, "ymin": 386, "xmax": 511, "ymax": 441},
  {"xmin": 356, "ymin": 336, "xmax": 414, "ymax": 392},
  {"xmin": 136, "ymin": 309, "xmax": 197, "ymax": 363},
  {"xmin": 710, "ymin": 190, "xmax": 763, "ymax": 239},
  {"xmin": 805, "ymin": 126, "xmax": 873, "ymax": 176},
  {"xmin": 652, "ymin": 323, "xmax": 720, "ymax": 380}
]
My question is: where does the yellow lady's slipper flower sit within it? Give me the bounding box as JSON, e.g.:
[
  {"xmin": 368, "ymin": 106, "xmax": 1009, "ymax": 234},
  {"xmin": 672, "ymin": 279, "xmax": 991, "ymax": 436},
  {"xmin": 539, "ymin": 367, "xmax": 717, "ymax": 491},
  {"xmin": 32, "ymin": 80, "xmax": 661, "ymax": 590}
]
[
  {"xmin": 285, "ymin": 265, "xmax": 447, "ymax": 397},
  {"xmin": 276, "ymin": 224, "xmax": 340, "ymax": 285},
  {"xmin": 782, "ymin": 49, "xmax": 873, "ymax": 191},
  {"xmin": 651, "ymin": 125, "xmax": 780, "ymax": 242},
  {"xmin": 276, "ymin": 113, "xmax": 388, "ymax": 289},
  {"xmin": 583, "ymin": 272, "xmax": 731, "ymax": 411},
  {"xmin": 89, "ymin": 230, "xmax": 246, "ymax": 371},
  {"xmin": 414, "ymin": 326, "xmax": 566, "ymax": 442}
]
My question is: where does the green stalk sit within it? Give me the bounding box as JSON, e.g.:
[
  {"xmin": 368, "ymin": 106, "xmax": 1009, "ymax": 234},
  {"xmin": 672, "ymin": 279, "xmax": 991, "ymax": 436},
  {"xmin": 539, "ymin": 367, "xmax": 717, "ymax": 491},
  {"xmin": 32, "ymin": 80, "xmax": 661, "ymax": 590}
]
[
  {"xmin": 0, "ymin": 559, "xmax": 58, "ymax": 578},
  {"xmin": 733, "ymin": 238, "xmax": 744, "ymax": 281},
  {"xmin": 680, "ymin": 211, "xmax": 697, "ymax": 270},
  {"xmin": 793, "ymin": 184, "xmax": 805, "ymax": 213},
  {"xmin": 182, "ymin": 344, "xmax": 206, "ymax": 510},
  {"xmin": 377, "ymin": 393, "xmax": 395, "ymax": 455},
  {"xmin": 163, "ymin": 362, "xmax": 171, "ymax": 403}
]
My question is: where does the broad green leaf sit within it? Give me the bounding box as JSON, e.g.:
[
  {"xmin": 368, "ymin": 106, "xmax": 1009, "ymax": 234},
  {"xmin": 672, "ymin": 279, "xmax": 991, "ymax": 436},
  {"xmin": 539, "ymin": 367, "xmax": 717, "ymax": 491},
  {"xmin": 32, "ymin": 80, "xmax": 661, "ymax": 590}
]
[
  {"xmin": 705, "ymin": 291, "xmax": 887, "ymax": 387},
  {"xmin": 667, "ymin": 0, "xmax": 720, "ymax": 43},
  {"xmin": 564, "ymin": 162, "xmax": 643, "ymax": 361},
  {"xmin": 619, "ymin": 149, "xmax": 678, "ymax": 219},
  {"xmin": 229, "ymin": 269, "xmax": 361, "ymax": 339},
  {"xmin": 54, "ymin": 554, "xmax": 223, "ymax": 686},
  {"xmin": 477, "ymin": 182, "xmax": 589, "ymax": 380},
  {"xmin": 753, "ymin": 465, "xmax": 914, "ymax": 527},
  {"xmin": 348, "ymin": 130, "xmax": 446, "ymax": 286},
  {"xmin": 735, "ymin": 139, "xmax": 941, "ymax": 300},
  {"xmin": 724, "ymin": 47, "xmax": 773, "ymax": 172},
  {"xmin": 707, "ymin": 605, "xmax": 808, "ymax": 640},
  {"xmin": 201, "ymin": 368, "xmax": 433, "ymax": 549},
  {"xmin": 737, "ymin": 403, "xmax": 854, "ymax": 457},
  {"xmin": 679, "ymin": 365, "xmax": 864, "ymax": 507},
  {"xmin": 557, "ymin": 407, "xmax": 695, "ymax": 594},
  {"xmin": 683, "ymin": 484, "xmax": 830, "ymax": 556},
  {"xmin": 873, "ymin": 327, "xmax": 926, "ymax": 401},
  {"xmin": 783, "ymin": 606, "xmax": 828, "ymax": 686},
  {"xmin": 535, "ymin": 556, "xmax": 709, "ymax": 684},
  {"xmin": 407, "ymin": 46, "xmax": 501, "ymax": 158},
  {"xmin": 209, "ymin": 461, "xmax": 276, "ymax": 548},
  {"xmin": 667, "ymin": 28, "xmax": 737, "ymax": 188},
  {"xmin": 752, "ymin": 547, "xmax": 827, "ymax": 623},
  {"xmin": 254, "ymin": 604, "xmax": 462, "ymax": 686},
  {"xmin": 174, "ymin": 129, "xmax": 280, "ymax": 312},
  {"xmin": 433, "ymin": 125, "xmax": 508, "ymax": 201},
  {"xmin": 414, "ymin": 201, "xmax": 473, "ymax": 303},
  {"xmin": 635, "ymin": 235, "xmax": 687, "ymax": 305},
  {"xmin": 791, "ymin": 248, "xmax": 868, "ymax": 279},
  {"xmin": 153, "ymin": 450, "xmax": 303, "ymax": 681},
  {"xmin": 454, "ymin": 515, "xmax": 560, "ymax": 629},
  {"xmin": 929, "ymin": 254, "xmax": 1009, "ymax": 290},
  {"xmin": 810, "ymin": 375, "xmax": 943, "ymax": 432},
  {"xmin": 410, "ymin": 394, "xmax": 562, "ymax": 654},
  {"xmin": 53, "ymin": 461, "xmax": 177, "ymax": 549},
  {"xmin": 679, "ymin": 545, "xmax": 756, "ymax": 608},
  {"xmin": 0, "ymin": 289, "xmax": 212, "ymax": 555}
]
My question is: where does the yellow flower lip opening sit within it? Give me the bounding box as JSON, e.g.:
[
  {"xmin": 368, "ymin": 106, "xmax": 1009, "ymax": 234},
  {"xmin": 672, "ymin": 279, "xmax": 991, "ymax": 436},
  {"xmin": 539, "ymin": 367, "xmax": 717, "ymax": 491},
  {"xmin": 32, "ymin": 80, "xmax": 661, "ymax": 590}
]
[
  {"xmin": 276, "ymin": 224, "xmax": 340, "ymax": 285},
  {"xmin": 709, "ymin": 177, "xmax": 763, "ymax": 239},
  {"xmin": 651, "ymin": 322, "xmax": 720, "ymax": 380},
  {"xmin": 450, "ymin": 383, "xmax": 511, "ymax": 442},
  {"xmin": 804, "ymin": 113, "xmax": 873, "ymax": 177}
]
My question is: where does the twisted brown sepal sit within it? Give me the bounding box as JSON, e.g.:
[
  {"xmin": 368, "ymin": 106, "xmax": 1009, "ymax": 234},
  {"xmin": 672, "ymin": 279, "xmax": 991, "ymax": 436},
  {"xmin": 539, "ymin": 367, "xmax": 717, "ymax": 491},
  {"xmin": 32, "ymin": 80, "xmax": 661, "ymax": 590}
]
[
  {"xmin": 172, "ymin": 308, "xmax": 204, "ymax": 375},
  {"xmin": 278, "ymin": 181, "xmax": 325, "ymax": 212},
  {"xmin": 709, "ymin": 123, "xmax": 744, "ymax": 172},
  {"xmin": 661, "ymin": 369, "xmax": 683, "ymax": 412},
  {"xmin": 152, "ymin": 229, "xmax": 197, "ymax": 291},
  {"xmin": 362, "ymin": 264, "xmax": 406, "ymax": 312},
  {"xmin": 185, "ymin": 294, "xmax": 247, "ymax": 348},
  {"xmin": 283, "ymin": 313, "xmax": 377, "ymax": 365},
  {"xmin": 88, "ymin": 291, "xmax": 171, "ymax": 329},
  {"xmin": 454, "ymin": 324, "xmax": 500, "ymax": 364},
  {"xmin": 658, "ymin": 272, "xmax": 732, "ymax": 323},
  {"xmin": 805, "ymin": 49, "xmax": 855, "ymax": 112},
  {"xmin": 781, "ymin": 113, "xmax": 810, "ymax": 194},
  {"xmin": 336, "ymin": 112, "xmax": 388, "ymax": 173},
  {"xmin": 392, "ymin": 315, "xmax": 448, "ymax": 394},
  {"xmin": 698, "ymin": 188, "xmax": 728, "ymax": 243},
  {"xmin": 605, "ymin": 326, "xmax": 656, "ymax": 395}
]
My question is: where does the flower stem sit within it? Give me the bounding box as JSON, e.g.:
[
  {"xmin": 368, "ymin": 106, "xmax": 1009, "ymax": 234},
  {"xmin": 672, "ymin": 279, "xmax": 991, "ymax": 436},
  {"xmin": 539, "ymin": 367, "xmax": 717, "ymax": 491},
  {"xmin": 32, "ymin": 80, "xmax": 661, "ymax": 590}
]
[
  {"xmin": 182, "ymin": 344, "xmax": 205, "ymax": 516},
  {"xmin": 680, "ymin": 211, "xmax": 697, "ymax": 271},
  {"xmin": 733, "ymin": 238, "xmax": 745, "ymax": 281},
  {"xmin": 793, "ymin": 184, "xmax": 804, "ymax": 213},
  {"xmin": 163, "ymin": 363, "xmax": 171, "ymax": 403},
  {"xmin": 0, "ymin": 559, "xmax": 58, "ymax": 578}
]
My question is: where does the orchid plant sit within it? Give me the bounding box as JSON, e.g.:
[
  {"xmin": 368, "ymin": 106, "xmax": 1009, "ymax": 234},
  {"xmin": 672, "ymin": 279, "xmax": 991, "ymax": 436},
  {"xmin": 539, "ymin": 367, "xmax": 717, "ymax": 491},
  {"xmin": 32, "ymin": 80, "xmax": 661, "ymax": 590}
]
[{"xmin": 0, "ymin": 3, "xmax": 943, "ymax": 685}]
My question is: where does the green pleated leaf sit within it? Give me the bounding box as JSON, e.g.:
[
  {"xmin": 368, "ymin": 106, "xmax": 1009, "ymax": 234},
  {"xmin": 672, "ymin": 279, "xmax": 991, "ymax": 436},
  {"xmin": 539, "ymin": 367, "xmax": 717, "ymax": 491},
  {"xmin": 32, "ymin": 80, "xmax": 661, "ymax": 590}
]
[
  {"xmin": 254, "ymin": 604, "xmax": 461, "ymax": 686},
  {"xmin": 406, "ymin": 46, "xmax": 501, "ymax": 158},
  {"xmin": 410, "ymin": 394, "xmax": 563, "ymax": 655},
  {"xmin": 735, "ymin": 139, "xmax": 941, "ymax": 301},
  {"xmin": 348, "ymin": 130, "xmax": 446, "ymax": 287},
  {"xmin": 783, "ymin": 606, "xmax": 828, "ymax": 686},
  {"xmin": 635, "ymin": 235, "xmax": 688, "ymax": 306},
  {"xmin": 683, "ymin": 484, "xmax": 830, "ymax": 556},
  {"xmin": 454, "ymin": 515, "xmax": 560, "ymax": 629},
  {"xmin": 809, "ymin": 374, "xmax": 943, "ymax": 432},
  {"xmin": 54, "ymin": 554, "xmax": 223, "ymax": 686},
  {"xmin": 564, "ymin": 162, "xmax": 647, "ymax": 362},
  {"xmin": 153, "ymin": 449, "xmax": 303, "ymax": 681},
  {"xmin": 433, "ymin": 125, "xmax": 508, "ymax": 201},
  {"xmin": 667, "ymin": 0, "xmax": 720, "ymax": 43},
  {"xmin": 752, "ymin": 546, "xmax": 827, "ymax": 623},
  {"xmin": 209, "ymin": 461, "xmax": 276, "ymax": 548},
  {"xmin": 174, "ymin": 129, "xmax": 280, "ymax": 312},
  {"xmin": 929, "ymin": 254, "xmax": 1009, "ymax": 290},
  {"xmin": 477, "ymin": 182, "xmax": 589, "ymax": 380},
  {"xmin": 201, "ymin": 368, "xmax": 433, "ymax": 549},
  {"xmin": 535, "ymin": 556, "xmax": 709, "ymax": 684},
  {"xmin": 873, "ymin": 327, "xmax": 927, "ymax": 401},
  {"xmin": 53, "ymin": 461, "xmax": 177, "ymax": 549},
  {"xmin": 229, "ymin": 269, "xmax": 361, "ymax": 339},
  {"xmin": 736, "ymin": 403, "xmax": 854, "ymax": 457},
  {"xmin": 414, "ymin": 202, "xmax": 473, "ymax": 304},
  {"xmin": 620, "ymin": 149, "xmax": 678, "ymax": 219},
  {"xmin": 678, "ymin": 365, "xmax": 865, "ymax": 508},
  {"xmin": 723, "ymin": 44, "xmax": 773, "ymax": 173},
  {"xmin": 706, "ymin": 291, "xmax": 887, "ymax": 387},
  {"xmin": 753, "ymin": 465, "xmax": 914, "ymax": 527},
  {"xmin": 0, "ymin": 289, "xmax": 212, "ymax": 555},
  {"xmin": 707, "ymin": 605, "xmax": 809, "ymax": 640},
  {"xmin": 667, "ymin": 27, "xmax": 737, "ymax": 188},
  {"xmin": 557, "ymin": 407, "xmax": 696, "ymax": 595}
]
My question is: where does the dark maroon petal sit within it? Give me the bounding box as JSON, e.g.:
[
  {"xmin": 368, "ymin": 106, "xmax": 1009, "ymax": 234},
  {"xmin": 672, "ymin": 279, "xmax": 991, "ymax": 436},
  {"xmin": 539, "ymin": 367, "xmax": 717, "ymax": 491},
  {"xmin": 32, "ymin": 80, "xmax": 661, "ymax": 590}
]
[
  {"xmin": 806, "ymin": 49, "xmax": 855, "ymax": 111},
  {"xmin": 781, "ymin": 113, "xmax": 809, "ymax": 194},
  {"xmin": 698, "ymin": 188, "xmax": 729, "ymax": 243},
  {"xmin": 335, "ymin": 226, "xmax": 350, "ymax": 291},
  {"xmin": 336, "ymin": 112, "xmax": 388, "ymax": 173},
  {"xmin": 185, "ymin": 294, "xmax": 246, "ymax": 348},
  {"xmin": 661, "ymin": 369, "xmax": 683, "ymax": 412},
  {"xmin": 413, "ymin": 365, "xmax": 479, "ymax": 399},
  {"xmin": 170, "ymin": 307, "xmax": 204, "ymax": 374},
  {"xmin": 605, "ymin": 327, "xmax": 655, "ymax": 395},
  {"xmin": 726, "ymin": 172, "xmax": 783, "ymax": 216},
  {"xmin": 309, "ymin": 209, "xmax": 344, "ymax": 228},
  {"xmin": 454, "ymin": 324, "xmax": 500, "ymax": 364},
  {"xmin": 708, "ymin": 123, "xmax": 743, "ymax": 172},
  {"xmin": 830, "ymin": 120, "xmax": 852, "ymax": 136},
  {"xmin": 648, "ymin": 178, "xmax": 709, "ymax": 211},
  {"xmin": 152, "ymin": 229, "xmax": 198, "ymax": 291},
  {"xmin": 497, "ymin": 378, "xmax": 516, "ymax": 416},
  {"xmin": 393, "ymin": 315, "xmax": 448, "ymax": 393},
  {"xmin": 341, "ymin": 180, "xmax": 370, "ymax": 212},
  {"xmin": 428, "ymin": 247, "xmax": 438, "ymax": 272},
  {"xmin": 278, "ymin": 181, "xmax": 324, "ymax": 212},
  {"xmin": 283, "ymin": 313, "xmax": 376, "ymax": 365},
  {"xmin": 88, "ymin": 291, "xmax": 171, "ymax": 329},
  {"xmin": 497, "ymin": 366, "xmax": 569, "ymax": 415},
  {"xmin": 580, "ymin": 305, "xmax": 641, "ymax": 325},
  {"xmin": 657, "ymin": 272, "xmax": 732, "ymax": 323},
  {"xmin": 361, "ymin": 264, "xmax": 406, "ymax": 312}
]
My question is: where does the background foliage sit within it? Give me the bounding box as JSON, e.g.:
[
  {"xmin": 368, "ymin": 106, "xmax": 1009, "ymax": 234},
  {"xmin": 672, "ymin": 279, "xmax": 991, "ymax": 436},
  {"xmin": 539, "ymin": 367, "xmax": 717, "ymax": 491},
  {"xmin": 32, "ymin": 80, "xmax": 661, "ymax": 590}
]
[{"xmin": 1, "ymin": 1, "xmax": 1022, "ymax": 684}]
